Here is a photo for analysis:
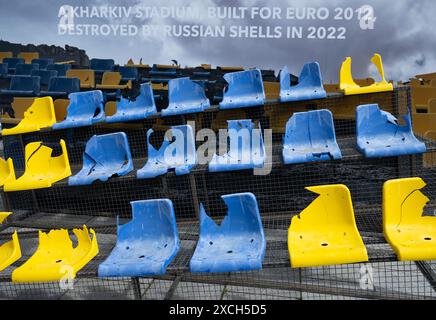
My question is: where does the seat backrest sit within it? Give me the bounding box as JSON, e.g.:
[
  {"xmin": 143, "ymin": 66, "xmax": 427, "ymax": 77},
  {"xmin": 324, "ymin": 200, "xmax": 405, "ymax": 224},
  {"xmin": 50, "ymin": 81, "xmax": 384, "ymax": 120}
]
[
  {"xmin": 31, "ymin": 70, "xmax": 58, "ymax": 86},
  {"xmin": 101, "ymin": 72, "xmax": 121, "ymax": 85},
  {"xmin": 10, "ymin": 76, "xmax": 40, "ymax": 94},
  {"xmin": 0, "ymin": 52, "xmax": 13, "ymax": 63},
  {"xmin": 15, "ymin": 63, "xmax": 39, "ymax": 76},
  {"xmin": 118, "ymin": 66, "xmax": 138, "ymax": 80},
  {"xmin": 0, "ymin": 63, "xmax": 8, "ymax": 76},
  {"xmin": 31, "ymin": 58, "xmax": 54, "ymax": 70},
  {"xmin": 47, "ymin": 64, "xmax": 71, "ymax": 76},
  {"xmin": 66, "ymin": 69, "xmax": 95, "ymax": 88},
  {"xmin": 48, "ymin": 77, "xmax": 80, "ymax": 93},
  {"xmin": 17, "ymin": 52, "xmax": 40, "ymax": 64},
  {"xmin": 90, "ymin": 58, "xmax": 115, "ymax": 72},
  {"xmin": 3, "ymin": 58, "xmax": 25, "ymax": 70}
]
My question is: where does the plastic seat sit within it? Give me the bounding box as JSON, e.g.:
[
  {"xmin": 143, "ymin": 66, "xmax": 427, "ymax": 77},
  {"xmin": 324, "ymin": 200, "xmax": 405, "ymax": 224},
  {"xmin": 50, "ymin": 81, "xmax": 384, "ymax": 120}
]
[
  {"xmin": 12, "ymin": 225, "xmax": 98, "ymax": 282},
  {"xmin": 46, "ymin": 63, "xmax": 71, "ymax": 76},
  {"xmin": 52, "ymin": 90, "xmax": 105, "ymax": 130},
  {"xmin": 190, "ymin": 193, "xmax": 266, "ymax": 273},
  {"xmin": 0, "ymin": 52, "xmax": 13, "ymax": 63},
  {"xmin": 96, "ymin": 72, "xmax": 129, "ymax": 90},
  {"xmin": 3, "ymin": 58, "xmax": 24, "ymax": 72},
  {"xmin": 0, "ymin": 158, "xmax": 15, "ymax": 186},
  {"xmin": 98, "ymin": 199, "xmax": 180, "ymax": 277},
  {"xmin": 0, "ymin": 75, "xmax": 40, "ymax": 97},
  {"xmin": 90, "ymin": 58, "xmax": 115, "ymax": 73},
  {"xmin": 40, "ymin": 76, "xmax": 80, "ymax": 98},
  {"xmin": 356, "ymin": 104, "xmax": 426, "ymax": 158},
  {"xmin": 66, "ymin": 69, "xmax": 95, "ymax": 88},
  {"xmin": 209, "ymin": 120, "xmax": 265, "ymax": 172},
  {"xmin": 0, "ymin": 212, "xmax": 21, "ymax": 272},
  {"xmin": 31, "ymin": 58, "xmax": 54, "ymax": 70},
  {"xmin": 340, "ymin": 54, "xmax": 393, "ymax": 95},
  {"xmin": 383, "ymin": 177, "xmax": 436, "ymax": 261},
  {"xmin": 17, "ymin": 52, "xmax": 39, "ymax": 64},
  {"xmin": 105, "ymin": 83, "xmax": 157, "ymax": 123},
  {"xmin": 137, "ymin": 125, "xmax": 197, "ymax": 179},
  {"xmin": 0, "ymin": 63, "xmax": 8, "ymax": 77},
  {"xmin": 68, "ymin": 132, "xmax": 133, "ymax": 186},
  {"xmin": 283, "ymin": 109, "xmax": 342, "ymax": 164},
  {"xmin": 219, "ymin": 69, "xmax": 265, "ymax": 109},
  {"xmin": 4, "ymin": 139, "xmax": 71, "ymax": 192},
  {"xmin": 1, "ymin": 97, "xmax": 56, "ymax": 136},
  {"xmin": 118, "ymin": 66, "xmax": 138, "ymax": 81},
  {"xmin": 150, "ymin": 64, "xmax": 178, "ymax": 76},
  {"xmin": 31, "ymin": 69, "xmax": 58, "ymax": 86},
  {"xmin": 161, "ymin": 77, "xmax": 210, "ymax": 116},
  {"xmin": 14, "ymin": 63, "xmax": 39, "ymax": 76},
  {"xmin": 288, "ymin": 184, "xmax": 368, "ymax": 268}
]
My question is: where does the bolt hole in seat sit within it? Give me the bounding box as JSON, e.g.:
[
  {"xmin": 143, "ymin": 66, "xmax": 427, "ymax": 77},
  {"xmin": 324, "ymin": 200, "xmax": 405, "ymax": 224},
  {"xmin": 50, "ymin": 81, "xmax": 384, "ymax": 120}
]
[
  {"xmin": 190, "ymin": 193, "xmax": 266, "ymax": 273},
  {"xmin": 98, "ymin": 199, "xmax": 180, "ymax": 277}
]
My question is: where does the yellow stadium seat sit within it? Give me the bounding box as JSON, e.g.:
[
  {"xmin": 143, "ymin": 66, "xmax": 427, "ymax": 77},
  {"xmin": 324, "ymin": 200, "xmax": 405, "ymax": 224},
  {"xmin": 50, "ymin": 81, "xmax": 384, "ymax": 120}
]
[
  {"xmin": 340, "ymin": 53, "xmax": 393, "ymax": 95},
  {"xmin": 0, "ymin": 158, "xmax": 15, "ymax": 187},
  {"xmin": 263, "ymin": 81, "xmax": 280, "ymax": 100},
  {"xmin": 0, "ymin": 212, "xmax": 11, "ymax": 224},
  {"xmin": 413, "ymin": 113, "xmax": 436, "ymax": 137},
  {"xmin": 219, "ymin": 66, "xmax": 245, "ymax": 71},
  {"xmin": 4, "ymin": 139, "xmax": 71, "ymax": 192},
  {"xmin": 411, "ymin": 85, "xmax": 436, "ymax": 113},
  {"xmin": 53, "ymin": 99, "xmax": 70, "ymax": 122},
  {"xmin": 17, "ymin": 52, "xmax": 40, "ymax": 64},
  {"xmin": 96, "ymin": 72, "xmax": 130, "ymax": 90},
  {"xmin": 0, "ymin": 52, "xmax": 13, "ymax": 63},
  {"xmin": 0, "ymin": 212, "xmax": 21, "ymax": 272},
  {"xmin": 288, "ymin": 184, "xmax": 368, "ymax": 268},
  {"xmin": 66, "ymin": 69, "xmax": 95, "ymax": 89},
  {"xmin": 1, "ymin": 98, "xmax": 35, "ymax": 124},
  {"xmin": 1, "ymin": 97, "xmax": 56, "ymax": 136},
  {"xmin": 383, "ymin": 177, "xmax": 436, "ymax": 261},
  {"xmin": 12, "ymin": 225, "xmax": 98, "ymax": 282},
  {"xmin": 324, "ymin": 78, "xmax": 375, "ymax": 93}
]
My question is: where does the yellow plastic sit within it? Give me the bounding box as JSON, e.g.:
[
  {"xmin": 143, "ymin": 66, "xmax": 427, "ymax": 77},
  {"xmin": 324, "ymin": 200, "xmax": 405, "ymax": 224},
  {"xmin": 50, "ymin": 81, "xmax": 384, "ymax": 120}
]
[
  {"xmin": 0, "ymin": 158, "xmax": 15, "ymax": 187},
  {"xmin": 340, "ymin": 54, "xmax": 393, "ymax": 95},
  {"xmin": 0, "ymin": 212, "xmax": 12, "ymax": 224},
  {"xmin": 288, "ymin": 184, "xmax": 368, "ymax": 268},
  {"xmin": 383, "ymin": 177, "xmax": 436, "ymax": 261},
  {"xmin": 96, "ymin": 72, "xmax": 130, "ymax": 90},
  {"xmin": 0, "ymin": 213, "xmax": 22, "ymax": 272},
  {"xmin": 0, "ymin": 52, "xmax": 13, "ymax": 63},
  {"xmin": 1, "ymin": 97, "xmax": 56, "ymax": 136},
  {"xmin": 66, "ymin": 69, "xmax": 95, "ymax": 88},
  {"xmin": 4, "ymin": 139, "xmax": 71, "ymax": 192},
  {"xmin": 17, "ymin": 52, "xmax": 39, "ymax": 64},
  {"xmin": 12, "ymin": 225, "xmax": 98, "ymax": 282}
]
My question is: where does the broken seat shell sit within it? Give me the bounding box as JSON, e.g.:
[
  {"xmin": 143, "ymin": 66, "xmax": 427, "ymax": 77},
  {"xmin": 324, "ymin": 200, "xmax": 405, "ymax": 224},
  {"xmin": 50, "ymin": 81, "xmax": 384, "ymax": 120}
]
[
  {"xmin": 98, "ymin": 199, "xmax": 180, "ymax": 277},
  {"xmin": 0, "ymin": 212, "xmax": 21, "ymax": 272},
  {"xmin": 68, "ymin": 132, "xmax": 133, "ymax": 186},
  {"xmin": 0, "ymin": 157, "xmax": 15, "ymax": 187},
  {"xmin": 190, "ymin": 193, "xmax": 266, "ymax": 273},
  {"xmin": 288, "ymin": 184, "xmax": 368, "ymax": 268},
  {"xmin": 383, "ymin": 177, "xmax": 436, "ymax": 261}
]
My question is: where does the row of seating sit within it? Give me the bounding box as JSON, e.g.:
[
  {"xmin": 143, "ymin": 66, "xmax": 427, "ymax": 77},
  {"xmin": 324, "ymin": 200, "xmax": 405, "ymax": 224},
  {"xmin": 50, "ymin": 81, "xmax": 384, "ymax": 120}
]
[
  {"xmin": 1, "ymin": 177, "xmax": 433, "ymax": 281},
  {"xmin": 0, "ymin": 76, "xmax": 79, "ymax": 98},
  {"xmin": 0, "ymin": 103, "xmax": 427, "ymax": 192}
]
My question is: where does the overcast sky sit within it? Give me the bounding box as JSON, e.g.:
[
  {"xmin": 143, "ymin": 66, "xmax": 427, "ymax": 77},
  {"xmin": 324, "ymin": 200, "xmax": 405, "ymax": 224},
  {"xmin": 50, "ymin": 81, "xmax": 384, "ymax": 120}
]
[{"xmin": 0, "ymin": 0, "xmax": 435, "ymax": 82}]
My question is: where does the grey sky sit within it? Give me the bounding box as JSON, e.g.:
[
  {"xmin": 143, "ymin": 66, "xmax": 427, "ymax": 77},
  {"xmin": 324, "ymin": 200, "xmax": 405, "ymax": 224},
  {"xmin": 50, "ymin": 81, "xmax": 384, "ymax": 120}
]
[{"xmin": 0, "ymin": 0, "xmax": 435, "ymax": 82}]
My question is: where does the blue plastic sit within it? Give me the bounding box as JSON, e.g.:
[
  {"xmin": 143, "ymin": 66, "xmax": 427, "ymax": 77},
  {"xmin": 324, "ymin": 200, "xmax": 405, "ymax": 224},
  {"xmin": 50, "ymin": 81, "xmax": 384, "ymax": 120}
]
[
  {"xmin": 161, "ymin": 77, "xmax": 210, "ymax": 116},
  {"xmin": 283, "ymin": 109, "xmax": 342, "ymax": 164},
  {"xmin": 142, "ymin": 77, "xmax": 170, "ymax": 83},
  {"xmin": 0, "ymin": 75, "xmax": 40, "ymax": 97},
  {"xmin": 68, "ymin": 132, "xmax": 133, "ymax": 186},
  {"xmin": 52, "ymin": 90, "xmax": 105, "ymax": 130},
  {"xmin": 137, "ymin": 125, "xmax": 197, "ymax": 179},
  {"xmin": 209, "ymin": 120, "xmax": 265, "ymax": 173},
  {"xmin": 31, "ymin": 70, "xmax": 58, "ymax": 86},
  {"xmin": 106, "ymin": 83, "xmax": 157, "ymax": 123},
  {"xmin": 219, "ymin": 69, "xmax": 265, "ymax": 109},
  {"xmin": 150, "ymin": 65, "xmax": 177, "ymax": 76},
  {"xmin": 190, "ymin": 193, "xmax": 266, "ymax": 273},
  {"xmin": 31, "ymin": 58, "xmax": 54, "ymax": 70},
  {"xmin": 0, "ymin": 63, "xmax": 8, "ymax": 77},
  {"xmin": 118, "ymin": 66, "xmax": 138, "ymax": 81},
  {"xmin": 14, "ymin": 63, "xmax": 39, "ymax": 76},
  {"xmin": 40, "ymin": 77, "xmax": 80, "ymax": 98},
  {"xmin": 98, "ymin": 199, "xmax": 180, "ymax": 277},
  {"xmin": 356, "ymin": 104, "xmax": 427, "ymax": 158},
  {"xmin": 46, "ymin": 64, "xmax": 71, "ymax": 77},
  {"xmin": 90, "ymin": 58, "xmax": 115, "ymax": 72},
  {"xmin": 3, "ymin": 58, "xmax": 24, "ymax": 72},
  {"xmin": 280, "ymin": 62, "xmax": 327, "ymax": 102}
]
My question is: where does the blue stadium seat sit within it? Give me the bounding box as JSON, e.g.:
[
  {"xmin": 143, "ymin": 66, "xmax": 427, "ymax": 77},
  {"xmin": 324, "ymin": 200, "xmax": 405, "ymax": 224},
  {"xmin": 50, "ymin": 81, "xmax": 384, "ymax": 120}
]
[
  {"xmin": 90, "ymin": 58, "xmax": 115, "ymax": 73},
  {"xmin": 98, "ymin": 199, "xmax": 180, "ymax": 277},
  {"xmin": 31, "ymin": 58, "xmax": 54, "ymax": 70},
  {"xmin": 118, "ymin": 66, "xmax": 138, "ymax": 81},
  {"xmin": 3, "ymin": 58, "xmax": 25, "ymax": 73},
  {"xmin": 40, "ymin": 77, "xmax": 80, "ymax": 98},
  {"xmin": 31, "ymin": 70, "xmax": 58, "ymax": 86},
  {"xmin": 14, "ymin": 63, "xmax": 39, "ymax": 76},
  {"xmin": 0, "ymin": 75, "xmax": 40, "ymax": 97},
  {"xmin": 46, "ymin": 64, "xmax": 71, "ymax": 77},
  {"xmin": 150, "ymin": 64, "xmax": 177, "ymax": 76},
  {"xmin": 0, "ymin": 63, "xmax": 8, "ymax": 78}
]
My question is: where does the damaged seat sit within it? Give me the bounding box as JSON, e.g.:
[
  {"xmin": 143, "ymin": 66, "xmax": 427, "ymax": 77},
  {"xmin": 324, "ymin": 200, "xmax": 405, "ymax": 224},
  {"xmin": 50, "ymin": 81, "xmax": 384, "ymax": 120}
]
[
  {"xmin": 4, "ymin": 139, "xmax": 71, "ymax": 192},
  {"xmin": 0, "ymin": 212, "xmax": 21, "ymax": 272},
  {"xmin": 105, "ymin": 83, "xmax": 157, "ymax": 123},
  {"xmin": 356, "ymin": 104, "xmax": 426, "ymax": 158},
  {"xmin": 383, "ymin": 177, "xmax": 436, "ymax": 261},
  {"xmin": 0, "ymin": 157, "xmax": 15, "ymax": 187},
  {"xmin": 209, "ymin": 120, "xmax": 265, "ymax": 172},
  {"xmin": 52, "ymin": 90, "xmax": 105, "ymax": 130},
  {"xmin": 68, "ymin": 132, "xmax": 133, "ymax": 186},
  {"xmin": 1, "ymin": 97, "xmax": 56, "ymax": 136},
  {"xmin": 137, "ymin": 125, "xmax": 197, "ymax": 179},
  {"xmin": 161, "ymin": 77, "xmax": 210, "ymax": 116},
  {"xmin": 12, "ymin": 225, "xmax": 98, "ymax": 282},
  {"xmin": 280, "ymin": 62, "xmax": 327, "ymax": 102},
  {"xmin": 283, "ymin": 109, "xmax": 342, "ymax": 164},
  {"xmin": 288, "ymin": 184, "xmax": 368, "ymax": 268},
  {"xmin": 219, "ymin": 69, "xmax": 265, "ymax": 109},
  {"xmin": 0, "ymin": 75, "xmax": 40, "ymax": 97},
  {"xmin": 190, "ymin": 193, "xmax": 266, "ymax": 273},
  {"xmin": 340, "ymin": 53, "xmax": 393, "ymax": 95},
  {"xmin": 98, "ymin": 199, "xmax": 180, "ymax": 277}
]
